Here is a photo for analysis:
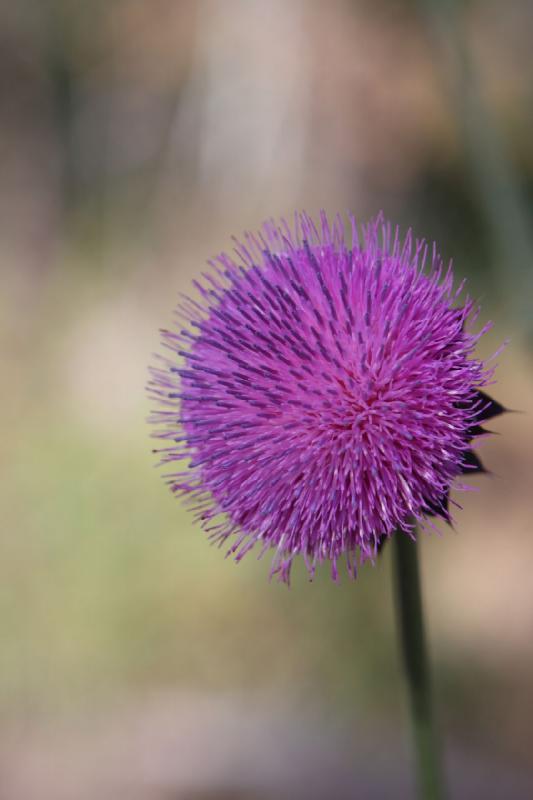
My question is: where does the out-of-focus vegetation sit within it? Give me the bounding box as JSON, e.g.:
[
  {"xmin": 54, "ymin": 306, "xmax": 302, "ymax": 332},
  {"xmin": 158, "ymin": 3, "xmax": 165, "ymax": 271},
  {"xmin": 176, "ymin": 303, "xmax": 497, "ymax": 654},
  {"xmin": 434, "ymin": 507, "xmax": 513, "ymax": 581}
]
[{"xmin": 1, "ymin": 1, "xmax": 533, "ymax": 797}]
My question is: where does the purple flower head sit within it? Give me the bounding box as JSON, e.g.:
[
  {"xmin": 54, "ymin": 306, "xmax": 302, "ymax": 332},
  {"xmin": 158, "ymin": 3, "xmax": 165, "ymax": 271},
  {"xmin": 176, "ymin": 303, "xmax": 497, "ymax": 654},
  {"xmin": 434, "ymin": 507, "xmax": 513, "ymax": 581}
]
[{"xmin": 148, "ymin": 212, "xmax": 503, "ymax": 583}]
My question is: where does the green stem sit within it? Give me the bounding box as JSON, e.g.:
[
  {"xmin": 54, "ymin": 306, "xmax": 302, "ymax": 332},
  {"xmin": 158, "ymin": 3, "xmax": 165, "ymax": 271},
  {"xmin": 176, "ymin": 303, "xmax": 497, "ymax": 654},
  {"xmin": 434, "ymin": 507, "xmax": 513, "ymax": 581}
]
[{"xmin": 392, "ymin": 530, "xmax": 445, "ymax": 800}]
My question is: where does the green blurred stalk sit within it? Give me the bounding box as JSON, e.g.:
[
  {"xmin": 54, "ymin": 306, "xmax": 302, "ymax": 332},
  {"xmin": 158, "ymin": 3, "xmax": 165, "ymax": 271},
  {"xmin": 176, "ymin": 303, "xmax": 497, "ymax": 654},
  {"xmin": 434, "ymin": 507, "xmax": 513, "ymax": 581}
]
[
  {"xmin": 393, "ymin": 531, "xmax": 445, "ymax": 800},
  {"xmin": 421, "ymin": 0, "xmax": 533, "ymax": 338}
]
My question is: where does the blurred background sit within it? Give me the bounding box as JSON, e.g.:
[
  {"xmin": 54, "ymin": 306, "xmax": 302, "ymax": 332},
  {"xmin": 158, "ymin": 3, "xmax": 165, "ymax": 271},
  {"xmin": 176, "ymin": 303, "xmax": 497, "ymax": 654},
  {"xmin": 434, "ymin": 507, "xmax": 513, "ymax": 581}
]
[{"xmin": 1, "ymin": 1, "xmax": 533, "ymax": 797}]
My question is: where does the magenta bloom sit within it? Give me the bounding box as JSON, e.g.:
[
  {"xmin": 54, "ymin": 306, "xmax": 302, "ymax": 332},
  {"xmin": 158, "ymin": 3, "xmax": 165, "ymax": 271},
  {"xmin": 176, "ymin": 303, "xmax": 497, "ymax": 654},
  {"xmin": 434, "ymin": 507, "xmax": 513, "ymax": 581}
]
[{"xmin": 148, "ymin": 212, "xmax": 502, "ymax": 582}]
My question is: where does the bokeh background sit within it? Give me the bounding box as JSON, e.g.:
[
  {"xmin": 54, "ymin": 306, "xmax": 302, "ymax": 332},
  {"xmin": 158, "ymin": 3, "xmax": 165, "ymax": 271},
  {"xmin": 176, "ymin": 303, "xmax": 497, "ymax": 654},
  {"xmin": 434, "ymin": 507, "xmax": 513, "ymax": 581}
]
[{"xmin": 1, "ymin": 1, "xmax": 533, "ymax": 798}]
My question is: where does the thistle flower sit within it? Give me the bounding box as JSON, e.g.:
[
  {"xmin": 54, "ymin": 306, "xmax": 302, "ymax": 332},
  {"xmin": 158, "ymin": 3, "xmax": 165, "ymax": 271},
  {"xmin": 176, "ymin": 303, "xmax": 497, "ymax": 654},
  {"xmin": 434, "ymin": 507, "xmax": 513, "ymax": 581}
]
[{"xmin": 148, "ymin": 212, "xmax": 503, "ymax": 583}]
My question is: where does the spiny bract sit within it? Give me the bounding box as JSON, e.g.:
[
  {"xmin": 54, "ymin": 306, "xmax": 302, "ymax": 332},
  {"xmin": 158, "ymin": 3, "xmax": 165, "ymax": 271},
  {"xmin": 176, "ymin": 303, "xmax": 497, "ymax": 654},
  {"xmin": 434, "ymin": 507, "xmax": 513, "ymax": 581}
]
[{"xmin": 148, "ymin": 212, "xmax": 503, "ymax": 583}]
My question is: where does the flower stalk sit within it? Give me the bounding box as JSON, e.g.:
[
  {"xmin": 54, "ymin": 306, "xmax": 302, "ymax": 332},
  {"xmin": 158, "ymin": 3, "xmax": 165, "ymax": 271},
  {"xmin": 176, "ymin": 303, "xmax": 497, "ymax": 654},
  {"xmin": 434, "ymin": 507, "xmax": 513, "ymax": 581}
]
[{"xmin": 392, "ymin": 530, "xmax": 445, "ymax": 800}]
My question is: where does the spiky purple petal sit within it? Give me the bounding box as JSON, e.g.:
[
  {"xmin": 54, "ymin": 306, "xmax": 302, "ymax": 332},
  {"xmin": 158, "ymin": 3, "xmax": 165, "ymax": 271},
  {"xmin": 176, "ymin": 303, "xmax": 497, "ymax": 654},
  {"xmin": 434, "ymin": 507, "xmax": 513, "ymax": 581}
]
[{"xmin": 148, "ymin": 212, "xmax": 500, "ymax": 582}]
